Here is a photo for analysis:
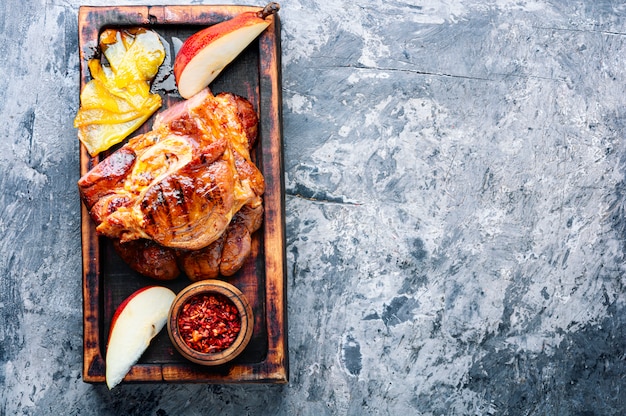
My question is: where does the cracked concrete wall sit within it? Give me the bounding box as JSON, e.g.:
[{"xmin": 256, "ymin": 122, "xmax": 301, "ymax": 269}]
[{"xmin": 1, "ymin": 0, "xmax": 626, "ymax": 415}]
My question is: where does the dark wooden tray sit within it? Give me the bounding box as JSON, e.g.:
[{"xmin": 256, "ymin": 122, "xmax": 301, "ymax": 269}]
[{"xmin": 78, "ymin": 5, "xmax": 287, "ymax": 384}]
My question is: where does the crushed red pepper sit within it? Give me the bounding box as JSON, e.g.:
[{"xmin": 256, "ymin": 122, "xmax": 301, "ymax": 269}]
[{"xmin": 178, "ymin": 293, "xmax": 241, "ymax": 353}]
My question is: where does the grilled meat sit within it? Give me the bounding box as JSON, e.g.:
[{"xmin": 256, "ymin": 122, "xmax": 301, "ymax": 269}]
[{"xmin": 78, "ymin": 89, "xmax": 264, "ymax": 280}]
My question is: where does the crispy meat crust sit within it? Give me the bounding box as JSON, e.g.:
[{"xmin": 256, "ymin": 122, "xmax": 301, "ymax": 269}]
[{"xmin": 79, "ymin": 89, "xmax": 264, "ymax": 280}]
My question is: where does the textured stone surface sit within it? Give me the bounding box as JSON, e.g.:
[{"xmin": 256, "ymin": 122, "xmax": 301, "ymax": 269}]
[{"xmin": 2, "ymin": 0, "xmax": 626, "ymax": 414}]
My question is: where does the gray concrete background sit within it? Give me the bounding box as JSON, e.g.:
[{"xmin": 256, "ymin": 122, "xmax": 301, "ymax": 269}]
[{"xmin": 1, "ymin": 0, "xmax": 626, "ymax": 415}]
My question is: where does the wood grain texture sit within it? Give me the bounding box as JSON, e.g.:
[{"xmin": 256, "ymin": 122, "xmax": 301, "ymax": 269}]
[{"xmin": 78, "ymin": 5, "xmax": 287, "ymax": 384}]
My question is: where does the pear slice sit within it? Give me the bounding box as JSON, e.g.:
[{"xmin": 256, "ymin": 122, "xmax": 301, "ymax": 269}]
[
  {"xmin": 174, "ymin": 2, "xmax": 279, "ymax": 99},
  {"xmin": 105, "ymin": 286, "xmax": 175, "ymax": 389}
]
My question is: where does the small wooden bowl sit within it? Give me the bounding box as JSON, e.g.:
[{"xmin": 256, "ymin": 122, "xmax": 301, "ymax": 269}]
[{"xmin": 167, "ymin": 280, "xmax": 253, "ymax": 366}]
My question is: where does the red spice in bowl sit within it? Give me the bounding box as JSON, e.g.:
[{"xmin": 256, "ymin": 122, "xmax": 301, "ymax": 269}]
[
  {"xmin": 168, "ymin": 280, "xmax": 253, "ymax": 366},
  {"xmin": 178, "ymin": 293, "xmax": 241, "ymax": 354}
]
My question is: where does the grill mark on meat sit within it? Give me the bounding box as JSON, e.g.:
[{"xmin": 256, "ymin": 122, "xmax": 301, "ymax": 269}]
[
  {"xmin": 174, "ymin": 184, "xmax": 185, "ymax": 205},
  {"xmin": 141, "ymin": 197, "xmax": 156, "ymax": 229},
  {"xmin": 143, "ymin": 182, "xmax": 174, "ymax": 236},
  {"xmin": 161, "ymin": 182, "xmax": 178, "ymax": 232}
]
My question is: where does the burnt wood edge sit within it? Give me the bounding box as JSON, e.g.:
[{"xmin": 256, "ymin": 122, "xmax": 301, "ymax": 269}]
[
  {"xmin": 78, "ymin": 4, "xmax": 262, "ymax": 27},
  {"xmin": 258, "ymin": 13, "xmax": 289, "ymax": 384},
  {"xmin": 79, "ymin": 6, "xmax": 105, "ymax": 383},
  {"xmin": 78, "ymin": 6, "xmax": 287, "ymax": 383}
]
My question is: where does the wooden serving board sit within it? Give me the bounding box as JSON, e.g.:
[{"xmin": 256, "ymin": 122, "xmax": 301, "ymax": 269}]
[{"xmin": 78, "ymin": 5, "xmax": 287, "ymax": 384}]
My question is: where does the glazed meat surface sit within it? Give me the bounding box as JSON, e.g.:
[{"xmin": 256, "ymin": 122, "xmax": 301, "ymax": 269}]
[
  {"xmin": 178, "ymin": 203, "xmax": 264, "ymax": 280},
  {"xmin": 78, "ymin": 89, "xmax": 264, "ymax": 280}
]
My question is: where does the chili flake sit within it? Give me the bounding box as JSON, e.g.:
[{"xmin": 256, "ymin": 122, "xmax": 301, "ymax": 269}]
[{"xmin": 178, "ymin": 293, "xmax": 241, "ymax": 354}]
